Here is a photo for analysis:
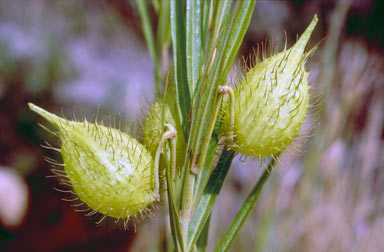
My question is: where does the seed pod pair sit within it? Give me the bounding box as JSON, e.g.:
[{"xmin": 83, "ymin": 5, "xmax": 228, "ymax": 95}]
[
  {"xmin": 28, "ymin": 103, "xmax": 157, "ymax": 220},
  {"xmin": 221, "ymin": 15, "xmax": 318, "ymax": 157}
]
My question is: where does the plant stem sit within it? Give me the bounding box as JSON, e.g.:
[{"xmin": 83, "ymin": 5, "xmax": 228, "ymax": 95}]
[
  {"xmin": 166, "ymin": 124, "xmax": 184, "ymax": 251},
  {"xmin": 195, "ymin": 214, "xmax": 211, "ymax": 252},
  {"xmin": 226, "ymin": 86, "xmax": 235, "ymax": 143},
  {"xmin": 181, "ymin": 172, "xmax": 195, "ymax": 248},
  {"xmin": 194, "ymin": 85, "xmax": 227, "ymax": 174},
  {"xmin": 154, "ymin": 125, "xmax": 177, "ymax": 196},
  {"xmin": 182, "ymin": 85, "xmax": 229, "ymax": 248},
  {"xmin": 161, "ymin": 124, "xmax": 184, "ymax": 251},
  {"xmin": 187, "ymin": 149, "xmax": 236, "ymax": 251},
  {"xmin": 192, "ymin": 86, "xmax": 233, "ymax": 202},
  {"xmin": 170, "ymin": 129, "xmax": 177, "ymax": 181},
  {"xmin": 214, "ymin": 156, "xmax": 278, "ymax": 252}
]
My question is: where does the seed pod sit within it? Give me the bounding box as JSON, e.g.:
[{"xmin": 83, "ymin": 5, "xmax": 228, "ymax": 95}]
[
  {"xmin": 143, "ymin": 88, "xmax": 186, "ymax": 170},
  {"xmin": 221, "ymin": 15, "xmax": 318, "ymax": 157},
  {"xmin": 28, "ymin": 103, "xmax": 157, "ymax": 219}
]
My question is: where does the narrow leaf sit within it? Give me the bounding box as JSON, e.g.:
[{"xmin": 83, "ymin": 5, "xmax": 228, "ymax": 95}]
[
  {"xmin": 221, "ymin": 0, "xmax": 257, "ymax": 74},
  {"xmin": 156, "ymin": 0, "xmax": 171, "ymax": 53},
  {"xmin": 214, "ymin": 157, "xmax": 277, "ymax": 252},
  {"xmin": 171, "ymin": 0, "xmax": 191, "ymax": 137},
  {"xmin": 195, "ymin": 214, "xmax": 211, "ymax": 252},
  {"xmin": 200, "ymin": 0, "xmax": 212, "ymax": 58},
  {"xmin": 186, "ymin": 0, "xmax": 202, "ymax": 96},
  {"xmin": 186, "ymin": 0, "xmax": 231, "ymax": 175},
  {"xmin": 193, "ymin": 138, "xmax": 217, "ymax": 202},
  {"xmin": 151, "ymin": 0, "xmax": 160, "ymax": 13},
  {"xmin": 134, "ymin": 0, "xmax": 161, "ymax": 95},
  {"xmin": 190, "ymin": 0, "xmax": 256, "ymax": 161},
  {"xmin": 166, "ymin": 152, "xmax": 185, "ymax": 252},
  {"xmin": 187, "ymin": 150, "xmax": 236, "ymax": 251},
  {"xmin": 135, "ymin": 0, "xmax": 157, "ymax": 64}
]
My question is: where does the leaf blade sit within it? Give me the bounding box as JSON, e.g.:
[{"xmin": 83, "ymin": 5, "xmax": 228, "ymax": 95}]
[
  {"xmin": 221, "ymin": 0, "xmax": 256, "ymax": 74},
  {"xmin": 171, "ymin": 0, "xmax": 191, "ymax": 138},
  {"xmin": 214, "ymin": 157, "xmax": 277, "ymax": 252},
  {"xmin": 134, "ymin": 0, "xmax": 162, "ymax": 95},
  {"xmin": 187, "ymin": 150, "xmax": 236, "ymax": 251},
  {"xmin": 166, "ymin": 148, "xmax": 185, "ymax": 252},
  {"xmin": 186, "ymin": 0, "xmax": 202, "ymax": 96}
]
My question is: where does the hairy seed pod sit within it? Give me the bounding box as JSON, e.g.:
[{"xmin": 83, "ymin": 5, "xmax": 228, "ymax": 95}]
[
  {"xmin": 143, "ymin": 88, "xmax": 186, "ymax": 169},
  {"xmin": 28, "ymin": 103, "xmax": 157, "ymax": 219},
  {"xmin": 222, "ymin": 15, "xmax": 318, "ymax": 157}
]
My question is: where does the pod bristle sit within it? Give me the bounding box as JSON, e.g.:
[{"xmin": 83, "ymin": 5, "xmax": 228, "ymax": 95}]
[{"xmin": 29, "ymin": 103, "xmax": 157, "ymax": 224}]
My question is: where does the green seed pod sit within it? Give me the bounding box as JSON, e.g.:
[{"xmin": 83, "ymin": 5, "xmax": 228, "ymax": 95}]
[
  {"xmin": 143, "ymin": 88, "xmax": 186, "ymax": 170},
  {"xmin": 222, "ymin": 15, "xmax": 318, "ymax": 157},
  {"xmin": 28, "ymin": 103, "xmax": 157, "ymax": 219}
]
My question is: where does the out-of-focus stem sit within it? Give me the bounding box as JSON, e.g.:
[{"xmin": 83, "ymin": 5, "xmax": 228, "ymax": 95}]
[{"xmin": 322, "ymin": 0, "xmax": 351, "ymax": 114}]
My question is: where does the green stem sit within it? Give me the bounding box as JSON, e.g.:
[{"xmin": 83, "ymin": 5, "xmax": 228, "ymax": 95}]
[
  {"xmin": 182, "ymin": 85, "xmax": 229, "ymax": 248},
  {"xmin": 193, "ymin": 85, "xmax": 227, "ymax": 174},
  {"xmin": 214, "ymin": 157, "xmax": 278, "ymax": 252},
  {"xmin": 187, "ymin": 149, "xmax": 236, "ymax": 251},
  {"xmin": 192, "ymin": 86, "xmax": 233, "ymax": 202},
  {"xmin": 192, "ymin": 139, "xmax": 217, "ymax": 203},
  {"xmin": 170, "ymin": 129, "xmax": 177, "ymax": 181},
  {"xmin": 181, "ymin": 172, "xmax": 195, "ymax": 248},
  {"xmin": 196, "ymin": 214, "xmax": 211, "ymax": 252},
  {"xmin": 160, "ymin": 124, "xmax": 184, "ymax": 251},
  {"xmin": 166, "ymin": 124, "xmax": 184, "ymax": 252},
  {"xmin": 226, "ymin": 86, "xmax": 235, "ymax": 143},
  {"xmin": 154, "ymin": 124, "xmax": 177, "ymax": 196}
]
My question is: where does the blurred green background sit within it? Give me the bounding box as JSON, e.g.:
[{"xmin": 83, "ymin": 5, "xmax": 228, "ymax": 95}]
[{"xmin": 0, "ymin": 0, "xmax": 383, "ymax": 251}]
